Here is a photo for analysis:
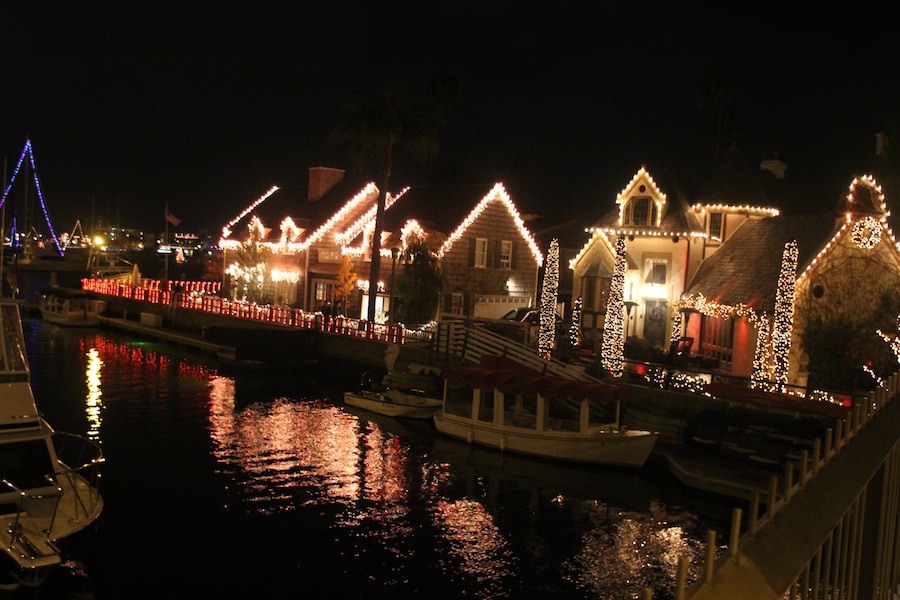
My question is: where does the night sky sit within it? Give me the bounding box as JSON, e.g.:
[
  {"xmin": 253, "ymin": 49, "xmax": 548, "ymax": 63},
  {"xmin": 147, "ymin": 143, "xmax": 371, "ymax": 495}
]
[{"xmin": 2, "ymin": 2, "xmax": 898, "ymax": 236}]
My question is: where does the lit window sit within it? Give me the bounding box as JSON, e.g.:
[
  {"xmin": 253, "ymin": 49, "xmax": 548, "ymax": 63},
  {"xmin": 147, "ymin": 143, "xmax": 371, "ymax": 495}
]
[
  {"xmin": 474, "ymin": 238, "xmax": 488, "ymax": 268},
  {"xmin": 500, "ymin": 240, "xmax": 512, "ymax": 269},
  {"xmin": 625, "ymin": 197, "xmax": 658, "ymax": 226},
  {"xmin": 644, "ymin": 259, "xmax": 667, "ymax": 284},
  {"xmin": 708, "ymin": 212, "xmax": 724, "ymax": 241}
]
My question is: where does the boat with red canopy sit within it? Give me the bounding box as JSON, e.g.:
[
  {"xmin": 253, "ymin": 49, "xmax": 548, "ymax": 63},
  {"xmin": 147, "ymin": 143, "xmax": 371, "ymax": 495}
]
[{"xmin": 434, "ymin": 365, "xmax": 658, "ymax": 467}]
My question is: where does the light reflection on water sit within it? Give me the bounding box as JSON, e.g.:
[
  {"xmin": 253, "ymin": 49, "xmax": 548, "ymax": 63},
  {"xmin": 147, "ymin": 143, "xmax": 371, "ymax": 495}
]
[{"xmin": 26, "ymin": 323, "xmax": 722, "ymax": 599}]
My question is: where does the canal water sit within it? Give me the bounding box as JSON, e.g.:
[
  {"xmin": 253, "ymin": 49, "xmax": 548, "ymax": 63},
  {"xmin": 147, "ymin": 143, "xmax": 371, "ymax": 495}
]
[{"xmin": 18, "ymin": 319, "xmax": 731, "ymax": 599}]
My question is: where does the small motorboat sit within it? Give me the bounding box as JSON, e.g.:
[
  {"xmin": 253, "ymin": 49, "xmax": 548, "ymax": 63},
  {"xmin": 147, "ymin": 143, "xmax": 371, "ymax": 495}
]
[
  {"xmin": 0, "ymin": 301, "xmax": 104, "ymax": 588},
  {"xmin": 433, "ymin": 365, "xmax": 658, "ymax": 467},
  {"xmin": 344, "ymin": 387, "xmax": 443, "ymax": 420},
  {"xmin": 37, "ymin": 288, "xmax": 105, "ymax": 327}
]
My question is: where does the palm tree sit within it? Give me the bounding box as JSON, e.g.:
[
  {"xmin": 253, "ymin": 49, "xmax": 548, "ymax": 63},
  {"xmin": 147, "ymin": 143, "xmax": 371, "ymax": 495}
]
[{"xmin": 328, "ymin": 71, "xmax": 456, "ymax": 332}]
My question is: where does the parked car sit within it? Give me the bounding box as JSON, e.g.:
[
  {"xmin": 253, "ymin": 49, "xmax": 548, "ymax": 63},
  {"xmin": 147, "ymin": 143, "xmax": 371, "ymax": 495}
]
[{"xmin": 500, "ymin": 308, "xmax": 564, "ymax": 329}]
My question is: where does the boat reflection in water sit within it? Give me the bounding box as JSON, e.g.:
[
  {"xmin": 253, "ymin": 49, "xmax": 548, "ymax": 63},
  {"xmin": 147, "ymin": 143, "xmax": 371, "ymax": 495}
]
[
  {"xmin": 204, "ymin": 377, "xmax": 717, "ymax": 599},
  {"xmin": 33, "ymin": 326, "xmax": 720, "ymax": 599}
]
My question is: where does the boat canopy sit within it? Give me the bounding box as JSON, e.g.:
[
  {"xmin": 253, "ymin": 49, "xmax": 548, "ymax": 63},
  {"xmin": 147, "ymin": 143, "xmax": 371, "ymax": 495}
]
[{"xmin": 443, "ymin": 366, "xmax": 628, "ymax": 403}]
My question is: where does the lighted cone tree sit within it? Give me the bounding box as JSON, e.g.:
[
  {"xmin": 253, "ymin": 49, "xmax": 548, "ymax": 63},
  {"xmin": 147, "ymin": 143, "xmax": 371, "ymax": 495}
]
[
  {"xmin": 602, "ymin": 236, "xmax": 627, "ymax": 378},
  {"xmin": 538, "ymin": 238, "xmax": 559, "ymax": 358},
  {"xmin": 751, "ymin": 312, "xmax": 772, "ymax": 389},
  {"xmin": 771, "ymin": 240, "xmax": 798, "ymax": 390},
  {"xmin": 570, "ymin": 296, "xmax": 583, "ymax": 349}
]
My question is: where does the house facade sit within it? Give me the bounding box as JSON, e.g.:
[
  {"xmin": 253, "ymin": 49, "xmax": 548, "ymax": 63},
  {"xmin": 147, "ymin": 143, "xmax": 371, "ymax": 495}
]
[
  {"xmin": 571, "ymin": 161, "xmax": 900, "ymax": 389},
  {"xmin": 220, "ymin": 173, "xmax": 543, "ymax": 323}
]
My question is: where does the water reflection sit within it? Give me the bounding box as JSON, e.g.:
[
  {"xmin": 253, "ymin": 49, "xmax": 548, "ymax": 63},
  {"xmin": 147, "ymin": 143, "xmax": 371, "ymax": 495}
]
[
  {"xmin": 84, "ymin": 347, "xmax": 103, "ymax": 441},
  {"xmin": 41, "ymin": 327, "xmax": 721, "ymax": 599},
  {"xmin": 432, "ymin": 498, "xmax": 516, "ymax": 599},
  {"xmin": 208, "ymin": 377, "xmax": 362, "ymax": 510}
]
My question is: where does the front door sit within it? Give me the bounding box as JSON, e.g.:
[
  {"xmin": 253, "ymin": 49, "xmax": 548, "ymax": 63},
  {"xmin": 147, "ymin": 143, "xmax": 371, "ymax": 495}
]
[{"xmin": 643, "ymin": 299, "xmax": 667, "ymax": 348}]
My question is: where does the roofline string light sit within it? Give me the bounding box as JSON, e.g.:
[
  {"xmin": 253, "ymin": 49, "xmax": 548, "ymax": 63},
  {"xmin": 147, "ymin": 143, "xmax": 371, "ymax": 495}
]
[
  {"xmin": 797, "ymin": 174, "xmax": 900, "ymax": 285},
  {"xmin": 333, "ymin": 186, "xmax": 407, "ymax": 246},
  {"xmin": 222, "ymin": 185, "xmax": 280, "ymax": 238},
  {"xmin": 569, "ymin": 229, "xmax": 615, "ymax": 271},
  {"xmin": 0, "ymin": 139, "xmax": 64, "ymax": 256},
  {"xmin": 691, "ymin": 203, "xmax": 780, "ymax": 218},
  {"xmin": 593, "ymin": 227, "xmax": 707, "ymax": 240},
  {"xmin": 438, "ymin": 183, "xmax": 543, "ymax": 265},
  {"xmin": 616, "ymin": 167, "xmax": 667, "ymax": 228}
]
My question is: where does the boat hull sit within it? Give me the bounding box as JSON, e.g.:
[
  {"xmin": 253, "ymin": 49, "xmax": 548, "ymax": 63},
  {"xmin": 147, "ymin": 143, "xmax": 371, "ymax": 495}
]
[
  {"xmin": 38, "ymin": 310, "xmax": 100, "ymax": 327},
  {"xmin": 433, "ymin": 413, "xmax": 658, "ymax": 467},
  {"xmin": 344, "ymin": 391, "xmax": 442, "ymax": 419}
]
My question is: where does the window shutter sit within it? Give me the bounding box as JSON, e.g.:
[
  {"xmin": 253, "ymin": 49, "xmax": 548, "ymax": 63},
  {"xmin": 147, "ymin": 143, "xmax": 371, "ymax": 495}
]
[
  {"xmin": 468, "ymin": 238, "xmax": 476, "ymax": 266},
  {"xmin": 511, "ymin": 243, "xmax": 518, "ymax": 269},
  {"xmin": 489, "ymin": 240, "xmax": 499, "ymax": 268}
]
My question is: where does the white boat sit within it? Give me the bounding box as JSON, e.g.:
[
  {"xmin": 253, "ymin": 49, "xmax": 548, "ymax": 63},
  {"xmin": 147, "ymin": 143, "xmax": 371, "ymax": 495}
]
[
  {"xmin": 344, "ymin": 388, "xmax": 443, "ymax": 419},
  {"xmin": 433, "ymin": 366, "xmax": 658, "ymax": 467},
  {"xmin": 0, "ymin": 301, "xmax": 104, "ymax": 588},
  {"xmin": 38, "ymin": 288, "xmax": 105, "ymax": 327}
]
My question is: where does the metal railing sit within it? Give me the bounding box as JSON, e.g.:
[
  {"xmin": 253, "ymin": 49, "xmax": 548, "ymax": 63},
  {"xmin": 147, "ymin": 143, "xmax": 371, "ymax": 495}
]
[
  {"xmin": 51, "ymin": 432, "xmax": 104, "ymax": 531},
  {"xmin": 643, "ymin": 373, "xmax": 900, "ymax": 600}
]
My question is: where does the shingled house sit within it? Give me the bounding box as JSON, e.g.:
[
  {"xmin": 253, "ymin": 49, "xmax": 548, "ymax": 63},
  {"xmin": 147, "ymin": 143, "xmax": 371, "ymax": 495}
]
[
  {"xmin": 683, "ymin": 174, "xmax": 900, "ymax": 384},
  {"xmin": 380, "ymin": 182, "xmax": 543, "ymax": 319},
  {"xmin": 570, "ymin": 152, "xmax": 900, "ymax": 387},
  {"xmin": 220, "ymin": 172, "xmax": 543, "ymax": 323}
]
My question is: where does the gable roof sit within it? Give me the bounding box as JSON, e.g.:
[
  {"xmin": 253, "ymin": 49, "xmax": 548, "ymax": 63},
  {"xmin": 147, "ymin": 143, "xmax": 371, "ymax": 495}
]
[
  {"xmin": 685, "ymin": 213, "xmax": 838, "ymax": 313},
  {"xmin": 380, "ymin": 182, "xmax": 544, "ymax": 264},
  {"xmin": 220, "ymin": 179, "xmax": 378, "ymax": 246},
  {"xmin": 592, "ymin": 167, "xmax": 705, "ymax": 236}
]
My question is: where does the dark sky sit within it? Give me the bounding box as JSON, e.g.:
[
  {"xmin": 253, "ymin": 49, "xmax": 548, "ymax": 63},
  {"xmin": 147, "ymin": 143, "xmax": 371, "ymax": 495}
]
[{"xmin": 1, "ymin": 2, "xmax": 898, "ymax": 236}]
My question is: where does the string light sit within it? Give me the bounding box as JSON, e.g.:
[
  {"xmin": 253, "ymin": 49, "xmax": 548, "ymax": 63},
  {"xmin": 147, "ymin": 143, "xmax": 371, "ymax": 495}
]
[
  {"xmin": 670, "ymin": 312, "xmax": 683, "ymax": 345},
  {"xmin": 876, "ymin": 314, "xmax": 900, "ymax": 365},
  {"xmin": 0, "ymin": 139, "xmax": 64, "ymax": 255},
  {"xmin": 569, "ymin": 229, "xmax": 614, "ymax": 270},
  {"xmin": 751, "ymin": 312, "xmax": 772, "ymax": 389},
  {"xmin": 601, "ymin": 236, "xmax": 626, "ymax": 377},
  {"xmin": 771, "ymin": 240, "xmax": 798, "ymax": 390},
  {"xmin": 438, "ymin": 183, "xmax": 543, "ymax": 264},
  {"xmin": 691, "ymin": 203, "xmax": 780, "ymax": 218},
  {"xmin": 221, "ymin": 186, "xmax": 279, "ymax": 238},
  {"xmin": 798, "ymin": 174, "xmax": 900, "ymax": 284},
  {"xmin": 615, "ymin": 167, "xmax": 667, "ymax": 227},
  {"xmin": 850, "ymin": 216, "xmax": 882, "ymax": 249},
  {"xmin": 334, "ymin": 186, "xmax": 406, "ymax": 246},
  {"xmin": 569, "ymin": 296, "xmax": 583, "ymax": 348},
  {"xmin": 538, "ymin": 238, "xmax": 559, "ymax": 358}
]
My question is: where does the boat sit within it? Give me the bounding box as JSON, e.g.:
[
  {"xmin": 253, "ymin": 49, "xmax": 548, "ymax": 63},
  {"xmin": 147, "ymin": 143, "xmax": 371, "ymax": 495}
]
[
  {"xmin": 433, "ymin": 365, "xmax": 658, "ymax": 467},
  {"xmin": 37, "ymin": 288, "xmax": 106, "ymax": 327},
  {"xmin": 0, "ymin": 301, "xmax": 104, "ymax": 588},
  {"xmin": 344, "ymin": 387, "xmax": 443, "ymax": 420}
]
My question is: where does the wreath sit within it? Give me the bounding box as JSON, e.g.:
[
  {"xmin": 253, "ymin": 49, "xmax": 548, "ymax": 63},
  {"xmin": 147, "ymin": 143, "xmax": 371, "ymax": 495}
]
[{"xmin": 851, "ymin": 216, "xmax": 881, "ymax": 249}]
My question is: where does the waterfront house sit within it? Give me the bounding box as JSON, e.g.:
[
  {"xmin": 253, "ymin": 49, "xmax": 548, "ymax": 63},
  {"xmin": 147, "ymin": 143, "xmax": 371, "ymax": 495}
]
[
  {"xmin": 380, "ymin": 182, "xmax": 544, "ymax": 320},
  {"xmin": 221, "ymin": 171, "xmax": 543, "ymax": 323},
  {"xmin": 570, "ymin": 149, "xmax": 900, "ymax": 388}
]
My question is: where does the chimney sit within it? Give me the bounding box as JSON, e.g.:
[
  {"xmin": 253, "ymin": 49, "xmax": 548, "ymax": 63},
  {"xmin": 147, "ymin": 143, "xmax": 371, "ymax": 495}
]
[
  {"xmin": 760, "ymin": 153, "xmax": 786, "ymax": 180},
  {"xmin": 308, "ymin": 167, "xmax": 345, "ymax": 201}
]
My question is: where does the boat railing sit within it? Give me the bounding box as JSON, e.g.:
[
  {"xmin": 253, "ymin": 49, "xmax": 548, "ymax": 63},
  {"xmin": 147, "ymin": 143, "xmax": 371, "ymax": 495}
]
[
  {"xmin": 50, "ymin": 432, "xmax": 104, "ymax": 530},
  {"xmin": 1, "ymin": 477, "xmax": 62, "ymax": 558}
]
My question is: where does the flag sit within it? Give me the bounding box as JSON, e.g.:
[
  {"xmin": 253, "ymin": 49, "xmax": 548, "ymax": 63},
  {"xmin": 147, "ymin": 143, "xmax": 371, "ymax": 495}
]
[{"xmin": 165, "ymin": 207, "xmax": 181, "ymax": 226}]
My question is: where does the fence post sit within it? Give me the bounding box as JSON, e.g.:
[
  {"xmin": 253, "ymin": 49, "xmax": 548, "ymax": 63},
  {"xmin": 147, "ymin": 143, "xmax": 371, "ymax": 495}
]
[
  {"xmin": 705, "ymin": 529, "xmax": 717, "ymax": 582},
  {"xmin": 729, "ymin": 508, "xmax": 742, "ymax": 558}
]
